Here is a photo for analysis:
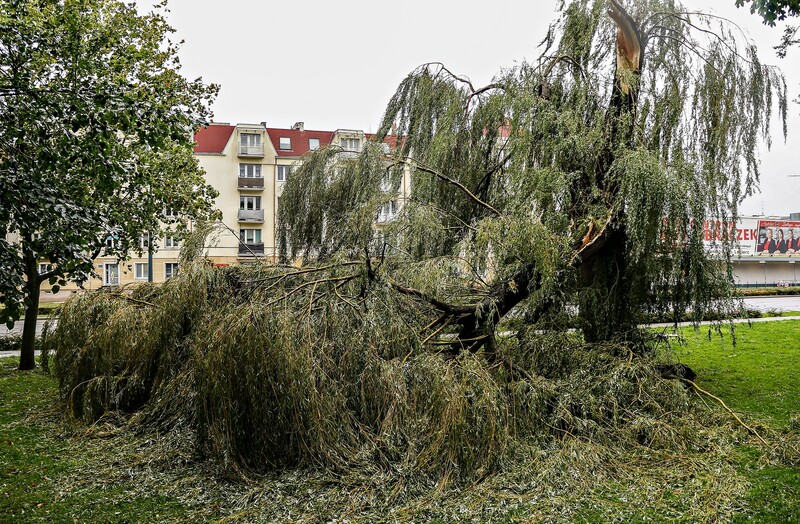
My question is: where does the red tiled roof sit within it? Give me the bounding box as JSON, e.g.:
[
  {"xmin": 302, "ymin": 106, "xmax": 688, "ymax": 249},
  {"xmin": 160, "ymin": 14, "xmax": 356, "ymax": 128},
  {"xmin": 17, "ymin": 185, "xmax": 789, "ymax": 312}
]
[
  {"xmin": 366, "ymin": 133, "xmax": 399, "ymax": 150},
  {"xmin": 194, "ymin": 124, "xmax": 235, "ymax": 154},
  {"xmin": 266, "ymin": 128, "xmax": 335, "ymax": 158}
]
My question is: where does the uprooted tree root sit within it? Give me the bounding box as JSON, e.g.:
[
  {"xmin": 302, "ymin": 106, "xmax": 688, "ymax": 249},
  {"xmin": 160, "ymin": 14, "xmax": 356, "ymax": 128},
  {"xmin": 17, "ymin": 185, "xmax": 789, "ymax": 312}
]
[{"xmin": 47, "ymin": 258, "xmax": 759, "ymax": 484}]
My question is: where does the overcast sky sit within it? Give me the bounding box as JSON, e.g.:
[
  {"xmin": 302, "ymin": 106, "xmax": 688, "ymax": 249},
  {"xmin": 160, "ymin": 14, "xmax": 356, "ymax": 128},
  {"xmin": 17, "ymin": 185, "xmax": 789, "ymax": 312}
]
[{"xmin": 135, "ymin": 0, "xmax": 800, "ymax": 217}]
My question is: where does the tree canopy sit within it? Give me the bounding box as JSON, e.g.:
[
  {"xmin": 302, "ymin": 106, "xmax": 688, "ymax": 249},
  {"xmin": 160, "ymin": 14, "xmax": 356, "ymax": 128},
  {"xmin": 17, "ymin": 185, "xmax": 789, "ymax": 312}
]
[
  {"xmin": 0, "ymin": 0, "xmax": 219, "ymax": 369},
  {"xmin": 736, "ymin": 0, "xmax": 800, "ymax": 24},
  {"xmin": 280, "ymin": 0, "xmax": 787, "ymax": 348}
]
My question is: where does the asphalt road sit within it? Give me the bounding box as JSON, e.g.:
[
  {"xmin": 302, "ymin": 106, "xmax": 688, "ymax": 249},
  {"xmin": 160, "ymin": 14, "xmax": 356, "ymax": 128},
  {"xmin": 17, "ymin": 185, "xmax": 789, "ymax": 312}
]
[
  {"xmin": 742, "ymin": 295, "xmax": 800, "ymax": 312},
  {"xmin": 0, "ymin": 318, "xmax": 57, "ymax": 338}
]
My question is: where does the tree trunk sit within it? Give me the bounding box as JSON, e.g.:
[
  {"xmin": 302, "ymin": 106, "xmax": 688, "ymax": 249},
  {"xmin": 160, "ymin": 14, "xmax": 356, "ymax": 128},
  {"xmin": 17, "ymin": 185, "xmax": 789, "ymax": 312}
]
[
  {"xmin": 578, "ymin": 226, "xmax": 634, "ymax": 343},
  {"xmin": 19, "ymin": 248, "xmax": 41, "ymax": 371},
  {"xmin": 575, "ymin": 0, "xmax": 642, "ymax": 344}
]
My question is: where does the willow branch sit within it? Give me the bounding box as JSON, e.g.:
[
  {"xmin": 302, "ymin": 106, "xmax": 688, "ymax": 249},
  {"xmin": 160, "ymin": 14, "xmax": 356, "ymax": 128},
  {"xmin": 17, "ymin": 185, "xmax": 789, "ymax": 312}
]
[
  {"xmin": 396, "ymin": 157, "xmax": 501, "ymax": 216},
  {"xmin": 420, "ymin": 316, "xmax": 455, "ymax": 346},
  {"xmin": 108, "ymin": 293, "xmax": 156, "ymax": 307},
  {"xmin": 387, "ymin": 278, "xmax": 475, "ymax": 315},
  {"xmin": 240, "ymin": 262, "xmax": 361, "ymax": 285},
  {"xmin": 679, "ymin": 377, "xmax": 768, "ymax": 446},
  {"xmin": 264, "ymin": 275, "xmax": 357, "ymax": 309}
]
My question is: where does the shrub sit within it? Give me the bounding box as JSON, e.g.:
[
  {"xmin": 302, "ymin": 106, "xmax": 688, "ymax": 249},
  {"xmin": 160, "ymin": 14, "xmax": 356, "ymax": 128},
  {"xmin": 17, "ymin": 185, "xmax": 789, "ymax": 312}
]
[{"xmin": 0, "ymin": 335, "xmax": 22, "ymax": 353}]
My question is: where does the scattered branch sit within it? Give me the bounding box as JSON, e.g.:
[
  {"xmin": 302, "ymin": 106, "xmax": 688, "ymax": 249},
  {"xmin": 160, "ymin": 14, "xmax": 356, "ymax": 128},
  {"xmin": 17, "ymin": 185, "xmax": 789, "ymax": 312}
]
[
  {"xmin": 108, "ymin": 293, "xmax": 156, "ymax": 307},
  {"xmin": 678, "ymin": 377, "xmax": 768, "ymax": 445}
]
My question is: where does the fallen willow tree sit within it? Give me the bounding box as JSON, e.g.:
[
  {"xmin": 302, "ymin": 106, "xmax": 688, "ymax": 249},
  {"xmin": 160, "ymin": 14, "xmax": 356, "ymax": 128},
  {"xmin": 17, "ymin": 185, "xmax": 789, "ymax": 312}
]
[
  {"xmin": 49, "ymin": 249, "xmax": 695, "ymax": 480},
  {"xmin": 49, "ymin": 0, "xmax": 785, "ymax": 482}
]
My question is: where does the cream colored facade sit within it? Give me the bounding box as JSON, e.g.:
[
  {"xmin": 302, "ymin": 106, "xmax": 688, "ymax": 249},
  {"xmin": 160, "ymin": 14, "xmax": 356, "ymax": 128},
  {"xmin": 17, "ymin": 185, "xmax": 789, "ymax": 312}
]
[
  {"xmin": 25, "ymin": 121, "xmax": 407, "ymax": 289},
  {"xmin": 196, "ymin": 123, "xmax": 279, "ymax": 263}
]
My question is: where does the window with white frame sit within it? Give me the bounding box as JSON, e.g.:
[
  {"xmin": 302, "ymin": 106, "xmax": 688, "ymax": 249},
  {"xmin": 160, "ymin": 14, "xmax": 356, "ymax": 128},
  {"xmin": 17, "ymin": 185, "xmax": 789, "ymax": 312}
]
[
  {"xmin": 105, "ymin": 235, "xmax": 117, "ymax": 249},
  {"xmin": 104, "ymin": 263, "xmax": 119, "ymax": 286},
  {"xmin": 380, "ymin": 172, "xmax": 396, "ymax": 192},
  {"xmin": 139, "ymin": 232, "xmax": 150, "ymax": 249},
  {"xmin": 240, "ymin": 133, "xmax": 261, "ymax": 147},
  {"xmin": 38, "ymin": 263, "xmax": 52, "ymax": 275},
  {"xmin": 309, "ymin": 138, "xmax": 320, "ymax": 151},
  {"xmin": 134, "ymin": 262, "xmax": 149, "ymax": 280},
  {"xmin": 277, "ymin": 165, "xmax": 293, "ymax": 182},
  {"xmin": 377, "ymin": 200, "xmax": 398, "ymax": 222},
  {"xmin": 240, "ymin": 228, "xmax": 262, "ymax": 244},
  {"xmin": 279, "ymin": 137, "xmax": 292, "ymax": 150},
  {"xmin": 341, "ymin": 137, "xmax": 361, "ymax": 152},
  {"xmin": 164, "ymin": 262, "xmax": 179, "ymax": 279},
  {"xmin": 163, "ymin": 207, "xmax": 177, "ymax": 218},
  {"xmin": 239, "ymin": 164, "xmax": 262, "ymax": 178},
  {"xmin": 239, "ymin": 196, "xmax": 262, "ymax": 211},
  {"xmin": 164, "ymin": 235, "xmax": 179, "ymax": 249}
]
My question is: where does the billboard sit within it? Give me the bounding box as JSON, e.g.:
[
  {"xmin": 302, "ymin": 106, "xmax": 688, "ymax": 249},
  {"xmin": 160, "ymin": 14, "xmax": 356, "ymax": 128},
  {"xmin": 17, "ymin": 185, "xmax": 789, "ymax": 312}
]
[
  {"xmin": 754, "ymin": 219, "xmax": 800, "ymax": 257},
  {"xmin": 702, "ymin": 217, "xmax": 800, "ymax": 258}
]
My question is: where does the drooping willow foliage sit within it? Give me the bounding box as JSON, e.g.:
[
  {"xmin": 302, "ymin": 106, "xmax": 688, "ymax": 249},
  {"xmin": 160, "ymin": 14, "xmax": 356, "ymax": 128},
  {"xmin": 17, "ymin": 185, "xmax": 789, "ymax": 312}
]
[
  {"xmin": 50, "ymin": 252, "xmax": 693, "ymax": 480},
  {"xmin": 280, "ymin": 0, "xmax": 786, "ymax": 343}
]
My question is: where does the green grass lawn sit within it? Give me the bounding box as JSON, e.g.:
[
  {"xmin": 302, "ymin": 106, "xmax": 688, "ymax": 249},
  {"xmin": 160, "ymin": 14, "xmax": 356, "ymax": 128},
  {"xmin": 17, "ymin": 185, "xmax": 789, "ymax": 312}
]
[
  {"xmin": 0, "ymin": 362, "xmax": 189, "ymax": 522},
  {"xmin": 1, "ymin": 322, "xmax": 798, "ymax": 522},
  {"xmin": 671, "ymin": 321, "xmax": 800, "ymax": 523},
  {"xmin": 673, "ymin": 320, "xmax": 800, "ymax": 427}
]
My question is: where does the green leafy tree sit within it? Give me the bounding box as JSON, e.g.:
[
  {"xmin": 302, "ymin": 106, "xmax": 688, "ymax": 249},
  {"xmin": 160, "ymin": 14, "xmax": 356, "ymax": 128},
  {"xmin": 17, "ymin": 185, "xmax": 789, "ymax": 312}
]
[
  {"xmin": 0, "ymin": 0, "xmax": 219, "ymax": 370},
  {"xmin": 280, "ymin": 0, "xmax": 786, "ymax": 352},
  {"xmin": 736, "ymin": 0, "xmax": 800, "ymax": 24}
]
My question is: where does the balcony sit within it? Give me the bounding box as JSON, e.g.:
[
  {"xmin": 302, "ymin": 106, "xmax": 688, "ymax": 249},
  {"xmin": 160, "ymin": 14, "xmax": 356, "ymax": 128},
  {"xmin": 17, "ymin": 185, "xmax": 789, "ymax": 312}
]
[
  {"xmin": 238, "ymin": 144, "xmax": 264, "ymax": 157},
  {"xmin": 238, "ymin": 242, "xmax": 264, "ymax": 255},
  {"xmin": 238, "ymin": 176, "xmax": 264, "ymax": 190},
  {"xmin": 238, "ymin": 209, "xmax": 265, "ymax": 223}
]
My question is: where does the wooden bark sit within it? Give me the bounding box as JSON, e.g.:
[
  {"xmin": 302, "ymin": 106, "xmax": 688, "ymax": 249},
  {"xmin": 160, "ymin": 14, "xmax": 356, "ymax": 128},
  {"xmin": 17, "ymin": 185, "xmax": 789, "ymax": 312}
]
[{"xmin": 19, "ymin": 245, "xmax": 41, "ymax": 370}]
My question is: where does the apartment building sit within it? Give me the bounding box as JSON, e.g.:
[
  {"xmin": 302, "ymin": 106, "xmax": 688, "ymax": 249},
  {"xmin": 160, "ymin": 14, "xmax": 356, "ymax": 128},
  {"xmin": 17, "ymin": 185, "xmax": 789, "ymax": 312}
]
[
  {"xmin": 13, "ymin": 118, "xmax": 800, "ymax": 289},
  {"xmin": 74, "ymin": 121, "xmax": 406, "ymax": 287}
]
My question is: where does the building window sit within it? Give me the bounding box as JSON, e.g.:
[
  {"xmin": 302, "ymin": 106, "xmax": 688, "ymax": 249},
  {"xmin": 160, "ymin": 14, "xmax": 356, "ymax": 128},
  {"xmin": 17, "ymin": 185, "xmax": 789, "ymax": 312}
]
[
  {"xmin": 241, "ymin": 133, "xmax": 261, "ymax": 147},
  {"xmin": 164, "ymin": 262, "xmax": 179, "ymax": 279},
  {"xmin": 239, "ymin": 133, "xmax": 263, "ymax": 155},
  {"xmin": 377, "ymin": 199, "xmax": 398, "ymax": 222},
  {"xmin": 380, "ymin": 172, "xmax": 396, "ymax": 192},
  {"xmin": 239, "ymin": 196, "xmax": 262, "ymax": 211},
  {"xmin": 279, "ymin": 137, "xmax": 292, "ymax": 150},
  {"xmin": 134, "ymin": 262, "xmax": 149, "ymax": 280},
  {"xmin": 277, "ymin": 165, "xmax": 293, "ymax": 182},
  {"xmin": 341, "ymin": 138, "xmax": 360, "ymax": 152},
  {"xmin": 139, "ymin": 232, "xmax": 150, "ymax": 249},
  {"xmin": 104, "ymin": 263, "xmax": 119, "ymax": 286},
  {"xmin": 239, "ymin": 164, "xmax": 262, "ymax": 178},
  {"xmin": 38, "ymin": 263, "xmax": 53, "ymax": 275},
  {"xmin": 309, "ymin": 138, "xmax": 320, "ymax": 151},
  {"xmin": 163, "ymin": 207, "xmax": 177, "ymax": 218},
  {"xmin": 164, "ymin": 236, "xmax": 179, "ymax": 249},
  {"xmin": 240, "ymin": 228, "xmax": 261, "ymax": 244},
  {"xmin": 105, "ymin": 235, "xmax": 117, "ymax": 249}
]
